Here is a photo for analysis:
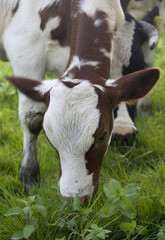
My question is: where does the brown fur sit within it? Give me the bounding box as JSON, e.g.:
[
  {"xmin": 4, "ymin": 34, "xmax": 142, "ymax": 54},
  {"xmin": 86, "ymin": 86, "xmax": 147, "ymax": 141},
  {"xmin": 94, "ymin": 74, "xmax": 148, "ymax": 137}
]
[{"xmin": 39, "ymin": 0, "xmax": 71, "ymax": 47}]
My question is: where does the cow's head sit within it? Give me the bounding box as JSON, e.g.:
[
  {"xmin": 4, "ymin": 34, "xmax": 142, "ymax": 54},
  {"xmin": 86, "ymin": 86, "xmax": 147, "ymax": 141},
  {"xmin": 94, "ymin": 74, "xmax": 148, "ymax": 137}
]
[{"xmin": 7, "ymin": 67, "xmax": 159, "ymax": 201}]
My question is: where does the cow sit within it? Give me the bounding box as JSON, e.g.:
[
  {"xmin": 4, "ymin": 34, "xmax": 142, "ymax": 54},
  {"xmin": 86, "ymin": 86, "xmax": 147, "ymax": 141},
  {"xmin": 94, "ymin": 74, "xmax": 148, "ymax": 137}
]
[
  {"xmin": 1, "ymin": 0, "xmax": 160, "ymax": 202},
  {"xmin": 120, "ymin": 0, "xmax": 165, "ymax": 119},
  {"xmin": 111, "ymin": 6, "xmax": 159, "ymax": 140}
]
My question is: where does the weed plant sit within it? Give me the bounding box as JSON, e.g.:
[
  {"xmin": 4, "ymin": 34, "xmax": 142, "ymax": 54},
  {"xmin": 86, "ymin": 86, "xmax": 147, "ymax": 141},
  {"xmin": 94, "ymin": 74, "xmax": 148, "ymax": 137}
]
[{"xmin": 0, "ymin": 28, "xmax": 165, "ymax": 239}]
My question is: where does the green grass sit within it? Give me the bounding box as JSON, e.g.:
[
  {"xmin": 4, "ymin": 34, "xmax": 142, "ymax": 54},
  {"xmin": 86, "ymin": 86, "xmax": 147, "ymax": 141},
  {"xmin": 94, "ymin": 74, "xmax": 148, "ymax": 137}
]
[{"xmin": 0, "ymin": 28, "xmax": 165, "ymax": 239}]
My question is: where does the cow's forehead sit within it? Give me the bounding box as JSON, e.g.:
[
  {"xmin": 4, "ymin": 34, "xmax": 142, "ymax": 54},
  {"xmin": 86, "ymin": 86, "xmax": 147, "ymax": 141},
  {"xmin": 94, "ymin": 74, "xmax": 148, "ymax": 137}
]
[{"xmin": 43, "ymin": 80, "xmax": 101, "ymax": 154}]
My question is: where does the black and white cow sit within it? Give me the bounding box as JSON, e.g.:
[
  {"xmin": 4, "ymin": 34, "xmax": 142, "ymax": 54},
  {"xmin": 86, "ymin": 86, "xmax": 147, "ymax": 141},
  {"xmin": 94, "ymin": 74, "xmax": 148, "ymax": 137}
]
[
  {"xmin": 0, "ymin": 0, "xmax": 160, "ymax": 201},
  {"xmin": 123, "ymin": 0, "xmax": 165, "ymax": 117},
  {"xmin": 111, "ymin": 6, "xmax": 160, "ymax": 140}
]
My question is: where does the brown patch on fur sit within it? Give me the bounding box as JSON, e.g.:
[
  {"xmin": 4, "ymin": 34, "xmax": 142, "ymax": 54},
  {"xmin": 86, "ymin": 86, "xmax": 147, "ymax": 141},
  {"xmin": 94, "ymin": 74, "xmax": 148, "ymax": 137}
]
[
  {"xmin": 114, "ymin": 68, "xmax": 160, "ymax": 104},
  {"xmin": 44, "ymin": 91, "xmax": 51, "ymax": 107},
  {"xmin": 67, "ymin": 11, "xmax": 113, "ymax": 79},
  {"xmin": 85, "ymin": 85, "xmax": 115, "ymax": 195},
  {"xmin": 6, "ymin": 77, "xmax": 44, "ymax": 102},
  {"xmin": 39, "ymin": 0, "xmax": 71, "ymax": 46}
]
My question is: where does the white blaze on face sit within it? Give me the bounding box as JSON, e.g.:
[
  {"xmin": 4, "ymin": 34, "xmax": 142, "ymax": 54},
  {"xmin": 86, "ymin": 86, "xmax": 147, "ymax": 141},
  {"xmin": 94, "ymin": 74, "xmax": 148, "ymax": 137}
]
[
  {"xmin": 65, "ymin": 56, "xmax": 100, "ymax": 75},
  {"xmin": 43, "ymin": 80, "xmax": 100, "ymax": 198}
]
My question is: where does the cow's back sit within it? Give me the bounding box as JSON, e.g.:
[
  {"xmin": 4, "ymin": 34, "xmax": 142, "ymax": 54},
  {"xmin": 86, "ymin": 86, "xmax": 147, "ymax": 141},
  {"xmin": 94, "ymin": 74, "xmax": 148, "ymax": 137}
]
[{"xmin": 2, "ymin": 0, "xmax": 71, "ymax": 76}]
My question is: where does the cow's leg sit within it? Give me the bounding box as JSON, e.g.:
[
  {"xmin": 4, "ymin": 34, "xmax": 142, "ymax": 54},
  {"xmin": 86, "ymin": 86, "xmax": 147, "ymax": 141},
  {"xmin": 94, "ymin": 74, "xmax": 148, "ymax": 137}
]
[
  {"xmin": 3, "ymin": 16, "xmax": 48, "ymax": 190},
  {"xmin": 113, "ymin": 103, "xmax": 137, "ymax": 142},
  {"xmin": 18, "ymin": 93, "xmax": 46, "ymax": 190},
  {"xmin": 10, "ymin": 59, "xmax": 46, "ymax": 190}
]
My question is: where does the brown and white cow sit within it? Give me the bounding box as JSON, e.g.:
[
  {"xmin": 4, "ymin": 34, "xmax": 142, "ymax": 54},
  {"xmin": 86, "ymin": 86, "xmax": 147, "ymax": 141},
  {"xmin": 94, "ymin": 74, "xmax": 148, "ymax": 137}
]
[{"xmin": 1, "ymin": 0, "xmax": 160, "ymax": 201}]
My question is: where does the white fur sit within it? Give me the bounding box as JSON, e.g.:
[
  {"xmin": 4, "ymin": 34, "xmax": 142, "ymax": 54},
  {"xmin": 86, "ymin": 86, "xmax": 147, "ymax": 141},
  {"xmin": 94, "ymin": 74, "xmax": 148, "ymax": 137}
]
[
  {"xmin": 112, "ymin": 0, "xmax": 125, "ymax": 30},
  {"xmin": 34, "ymin": 79, "xmax": 58, "ymax": 95},
  {"xmin": 110, "ymin": 20, "xmax": 135, "ymax": 79},
  {"xmin": 0, "ymin": 0, "xmax": 19, "ymax": 42},
  {"xmin": 106, "ymin": 79, "xmax": 117, "ymax": 87},
  {"xmin": 46, "ymin": 40, "xmax": 70, "ymax": 75},
  {"xmin": 42, "ymin": 80, "xmax": 100, "ymax": 197},
  {"xmin": 94, "ymin": 19, "xmax": 104, "ymax": 28},
  {"xmin": 65, "ymin": 56, "xmax": 100, "ymax": 74},
  {"xmin": 100, "ymin": 48, "xmax": 111, "ymax": 59},
  {"xmin": 43, "ymin": 16, "xmax": 61, "ymax": 35},
  {"xmin": 93, "ymin": 84, "xmax": 105, "ymax": 92},
  {"xmin": 59, "ymin": 153, "xmax": 94, "ymax": 198},
  {"xmin": 3, "ymin": 0, "xmax": 45, "ymax": 76},
  {"xmin": 148, "ymin": 32, "xmax": 159, "ymax": 49}
]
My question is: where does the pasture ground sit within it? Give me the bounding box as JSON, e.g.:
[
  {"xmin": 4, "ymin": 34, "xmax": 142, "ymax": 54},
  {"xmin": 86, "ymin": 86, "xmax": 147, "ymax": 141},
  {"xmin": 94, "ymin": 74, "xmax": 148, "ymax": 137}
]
[{"xmin": 0, "ymin": 28, "xmax": 165, "ymax": 239}]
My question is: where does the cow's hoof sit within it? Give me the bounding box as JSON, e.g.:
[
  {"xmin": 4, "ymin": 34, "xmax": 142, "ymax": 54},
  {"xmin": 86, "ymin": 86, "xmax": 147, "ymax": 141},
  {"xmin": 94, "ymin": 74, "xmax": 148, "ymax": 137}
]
[
  {"xmin": 112, "ymin": 119, "xmax": 137, "ymax": 145},
  {"xmin": 112, "ymin": 132, "xmax": 137, "ymax": 145},
  {"xmin": 20, "ymin": 163, "xmax": 40, "ymax": 194}
]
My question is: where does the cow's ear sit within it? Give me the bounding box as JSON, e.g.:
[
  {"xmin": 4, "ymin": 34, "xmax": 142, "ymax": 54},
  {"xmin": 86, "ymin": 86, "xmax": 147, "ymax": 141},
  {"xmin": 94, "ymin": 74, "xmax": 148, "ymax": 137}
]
[
  {"xmin": 107, "ymin": 68, "xmax": 160, "ymax": 106},
  {"xmin": 6, "ymin": 77, "xmax": 56, "ymax": 102}
]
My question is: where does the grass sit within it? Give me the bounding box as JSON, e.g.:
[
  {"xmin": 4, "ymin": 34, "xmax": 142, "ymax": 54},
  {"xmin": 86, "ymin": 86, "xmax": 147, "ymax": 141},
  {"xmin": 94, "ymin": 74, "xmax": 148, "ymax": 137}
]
[{"xmin": 0, "ymin": 28, "xmax": 165, "ymax": 239}]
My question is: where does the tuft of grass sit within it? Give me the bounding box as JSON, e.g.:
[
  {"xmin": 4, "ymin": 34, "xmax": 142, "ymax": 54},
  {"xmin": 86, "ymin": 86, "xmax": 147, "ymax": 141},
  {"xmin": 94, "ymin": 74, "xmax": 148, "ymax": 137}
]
[{"xmin": 0, "ymin": 28, "xmax": 165, "ymax": 239}]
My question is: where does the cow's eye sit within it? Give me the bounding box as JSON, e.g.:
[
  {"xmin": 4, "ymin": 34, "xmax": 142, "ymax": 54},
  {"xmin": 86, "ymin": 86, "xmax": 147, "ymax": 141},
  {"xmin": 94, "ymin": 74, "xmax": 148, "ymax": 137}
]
[{"xmin": 99, "ymin": 131, "xmax": 107, "ymax": 142}]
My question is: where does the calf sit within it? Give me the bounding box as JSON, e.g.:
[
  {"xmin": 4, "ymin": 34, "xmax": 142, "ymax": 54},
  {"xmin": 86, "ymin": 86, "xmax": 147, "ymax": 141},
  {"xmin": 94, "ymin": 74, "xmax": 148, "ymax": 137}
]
[{"xmin": 1, "ymin": 0, "xmax": 159, "ymax": 201}]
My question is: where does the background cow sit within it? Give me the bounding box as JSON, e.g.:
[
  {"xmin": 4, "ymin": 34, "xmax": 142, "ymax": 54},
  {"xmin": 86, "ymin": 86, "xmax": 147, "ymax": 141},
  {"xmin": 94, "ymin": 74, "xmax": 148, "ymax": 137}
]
[
  {"xmin": 111, "ymin": 6, "xmax": 159, "ymax": 140},
  {"xmin": 111, "ymin": 0, "xmax": 165, "ymax": 141},
  {"xmin": 0, "ymin": 0, "xmax": 160, "ymax": 201}
]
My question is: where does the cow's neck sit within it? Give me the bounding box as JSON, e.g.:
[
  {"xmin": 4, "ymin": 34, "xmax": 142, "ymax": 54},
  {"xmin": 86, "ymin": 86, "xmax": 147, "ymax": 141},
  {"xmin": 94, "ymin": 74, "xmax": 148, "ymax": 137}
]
[{"xmin": 64, "ymin": 4, "xmax": 113, "ymax": 81}]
